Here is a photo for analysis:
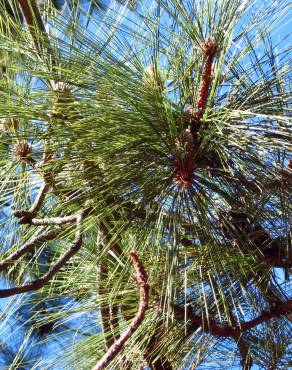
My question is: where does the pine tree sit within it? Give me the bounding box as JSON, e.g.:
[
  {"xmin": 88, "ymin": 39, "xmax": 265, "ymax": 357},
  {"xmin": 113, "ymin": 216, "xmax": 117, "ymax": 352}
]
[{"xmin": 0, "ymin": 1, "xmax": 291, "ymax": 369}]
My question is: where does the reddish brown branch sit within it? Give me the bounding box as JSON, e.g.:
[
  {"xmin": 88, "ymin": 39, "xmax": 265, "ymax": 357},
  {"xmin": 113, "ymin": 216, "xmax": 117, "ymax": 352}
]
[
  {"xmin": 18, "ymin": 0, "xmax": 53, "ymax": 62},
  {"xmin": 0, "ymin": 212, "xmax": 83, "ymax": 298},
  {"xmin": 173, "ymin": 38, "xmax": 217, "ymax": 188},
  {"xmin": 144, "ymin": 330, "xmax": 173, "ymax": 370},
  {"xmin": 209, "ymin": 275, "xmax": 252, "ymax": 369},
  {"xmin": 238, "ymin": 299, "xmax": 292, "ymax": 332},
  {"xmin": 230, "ymin": 314, "xmax": 252, "ymax": 370},
  {"xmin": 190, "ymin": 38, "xmax": 218, "ymax": 132},
  {"xmin": 96, "ymin": 238, "xmax": 115, "ymax": 350},
  {"xmin": 92, "ymin": 251, "xmax": 149, "ymax": 370},
  {"xmin": 174, "ymin": 299, "xmax": 292, "ymax": 338},
  {"xmin": 13, "ymin": 144, "xmax": 59, "ymax": 223},
  {"xmin": 219, "ymin": 209, "xmax": 291, "ymax": 268},
  {"xmin": 0, "ymin": 229, "xmax": 57, "ymax": 272}
]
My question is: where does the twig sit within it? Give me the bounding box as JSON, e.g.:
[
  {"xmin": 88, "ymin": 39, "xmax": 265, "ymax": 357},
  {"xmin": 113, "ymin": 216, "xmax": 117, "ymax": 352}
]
[
  {"xmin": 92, "ymin": 251, "xmax": 149, "ymax": 370},
  {"xmin": 0, "ymin": 212, "xmax": 83, "ymax": 298},
  {"xmin": 0, "ymin": 229, "xmax": 57, "ymax": 272},
  {"xmin": 190, "ymin": 337, "xmax": 208, "ymax": 370},
  {"xmin": 14, "ymin": 143, "xmax": 53, "ymax": 224},
  {"xmin": 14, "ymin": 209, "xmax": 89, "ymax": 226},
  {"xmin": 233, "ymin": 331, "xmax": 252, "ymax": 370}
]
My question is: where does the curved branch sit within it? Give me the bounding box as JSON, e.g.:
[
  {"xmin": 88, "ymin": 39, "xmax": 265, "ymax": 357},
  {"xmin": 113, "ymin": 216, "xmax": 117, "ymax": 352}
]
[
  {"xmin": 14, "ymin": 183, "xmax": 51, "ymax": 224},
  {"xmin": 0, "ymin": 212, "xmax": 83, "ymax": 299},
  {"xmin": 0, "ymin": 229, "xmax": 57, "ymax": 272},
  {"xmin": 174, "ymin": 299, "xmax": 292, "ymax": 338},
  {"xmin": 238, "ymin": 299, "xmax": 292, "ymax": 332},
  {"xmin": 92, "ymin": 251, "xmax": 149, "ymax": 370}
]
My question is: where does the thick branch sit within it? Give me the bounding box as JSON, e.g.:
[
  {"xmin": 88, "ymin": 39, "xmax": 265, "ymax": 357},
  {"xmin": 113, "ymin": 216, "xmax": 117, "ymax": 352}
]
[
  {"xmin": 0, "ymin": 229, "xmax": 57, "ymax": 272},
  {"xmin": 13, "ymin": 183, "xmax": 51, "ymax": 223},
  {"xmin": 0, "ymin": 212, "xmax": 83, "ymax": 298},
  {"xmin": 174, "ymin": 299, "xmax": 292, "ymax": 338},
  {"xmin": 144, "ymin": 330, "xmax": 173, "ymax": 370},
  {"xmin": 238, "ymin": 299, "xmax": 292, "ymax": 332},
  {"xmin": 219, "ymin": 209, "xmax": 291, "ymax": 268},
  {"xmin": 92, "ymin": 251, "xmax": 149, "ymax": 370},
  {"xmin": 173, "ymin": 38, "xmax": 217, "ymax": 188},
  {"xmin": 18, "ymin": 0, "xmax": 54, "ymax": 63},
  {"xmin": 96, "ymin": 237, "xmax": 115, "ymax": 350},
  {"xmin": 190, "ymin": 37, "xmax": 218, "ymax": 132},
  {"xmin": 230, "ymin": 315, "xmax": 252, "ymax": 370}
]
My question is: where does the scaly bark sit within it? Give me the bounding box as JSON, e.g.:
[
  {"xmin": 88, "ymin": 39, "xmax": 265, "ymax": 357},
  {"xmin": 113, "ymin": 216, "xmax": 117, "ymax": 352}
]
[
  {"xmin": 174, "ymin": 37, "xmax": 218, "ymax": 188},
  {"xmin": 174, "ymin": 298, "xmax": 292, "ymax": 337},
  {"xmin": 0, "ymin": 229, "xmax": 58, "ymax": 272},
  {"xmin": 0, "ymin": 212, "xmax": 83, "ymax": 298},
  {"xmin": 92, "ymin": 251, "xmax": 149, "ymax": 370}
]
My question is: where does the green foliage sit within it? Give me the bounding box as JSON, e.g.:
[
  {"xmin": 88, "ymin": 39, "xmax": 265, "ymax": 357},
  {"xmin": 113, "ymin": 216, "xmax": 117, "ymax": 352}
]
[{"xmin": 0, "ymin": 0, "xmax": 291, "ymax": 369}]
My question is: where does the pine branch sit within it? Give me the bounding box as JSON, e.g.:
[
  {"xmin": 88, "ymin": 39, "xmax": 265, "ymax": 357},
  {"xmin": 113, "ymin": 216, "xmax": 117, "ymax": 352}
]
[
  {"xmin": 190, "ymin": 37, "xmax": 218, "ymax": 132},
  {"xmin": 173, "ymin": 37, "xmax": 218, "ymax": 188},
  {"xmin": 230, "ymin": 317, "xmax": 252, "ymax": 370},
  {"xmin": 96, "ymin": 239, "xmax": 116, "ymax": 350},
  {"xmin": 92, "ymin": 251, "xmax": 149, "ymax": 370},
  {"xmin": 144, "ymin": 330, "xmax": 173, "ymax": 370},
  {"xmin": 0, "ymin": 229, "xmax": 57, "ymax": 272},
  {"xmin": 18, "ymin": 0, "xmax": 54, "ymax": 64},
  {"xmin": 219, "ymin": 209, "xmax": 291, "ymax": 268},
  {"xmin": 0, "ymin": 212, "xmax": 83, "ymax": 298},
  {"xmin": 28, "ymin": 214, "xmax": 79, "ymax": 226},
  {"xmin": 209, "ymin": 275, "xmax": 252, "ymax": 369},
  {"xmin": 13, "ymin": 182, "xmax": 51, "ymax": 221},
  {"xmin": 174, "ymin": 298, "xmax": 292, "ymax": 337}
]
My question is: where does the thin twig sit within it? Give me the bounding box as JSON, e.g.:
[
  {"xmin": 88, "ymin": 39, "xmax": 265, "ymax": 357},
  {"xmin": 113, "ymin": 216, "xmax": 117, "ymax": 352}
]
[
  {"xmin": 92, "ymin": 251, "xmax": 149, "ymax": 370},
  {"xmin": 0, "ymin": 212, "xmax": 83, "ymax": 298},
  {"xmin": 0, "ymin": 229, "xmax": 57, "ymax": 272}
]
